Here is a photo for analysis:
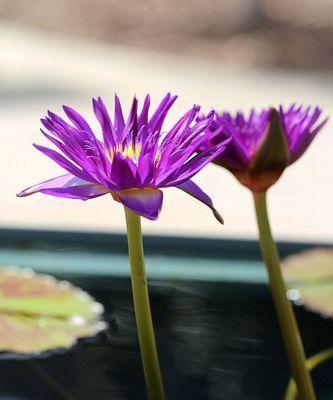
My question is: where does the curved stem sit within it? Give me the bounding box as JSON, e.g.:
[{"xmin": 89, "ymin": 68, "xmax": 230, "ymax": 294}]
[
  {"xmin": 285, "ymin": 347, "xmax": 333, "ymax": 400},
  {"xmin": 253, "ymin": 191, "xmax": 316, "ymax": 400},
  {"xmin": 124, "ymin": 207, "xmax": 165, "ymax": 400},
  {"xmin": 27, "ymin": 361, "xmax": 78, "ymax": 400}
]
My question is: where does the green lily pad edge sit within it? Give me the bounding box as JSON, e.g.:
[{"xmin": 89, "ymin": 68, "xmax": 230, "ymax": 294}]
[
  {"xmin": 283, "ymin": 248, "xmax": 333, "ymax": 318},
  {"xmin": 0, "ymin": 265, "xmax": 106, "ymax": 355}
]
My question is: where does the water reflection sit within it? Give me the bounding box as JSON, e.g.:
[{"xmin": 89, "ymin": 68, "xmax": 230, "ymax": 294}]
[{"xmin": 0, "ymin": 276, "xmax": 333, "ymax": 399}]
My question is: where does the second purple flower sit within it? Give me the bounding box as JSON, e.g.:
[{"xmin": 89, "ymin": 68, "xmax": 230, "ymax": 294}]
[{"xmin": 199, "ymin": 105, "xmax": 327, "ymax": 192}]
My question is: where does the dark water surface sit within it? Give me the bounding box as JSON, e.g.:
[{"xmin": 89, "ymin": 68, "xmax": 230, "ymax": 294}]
[{"xmin": 1, "ymin": 275, "xmax": 333, "ymax": 400}]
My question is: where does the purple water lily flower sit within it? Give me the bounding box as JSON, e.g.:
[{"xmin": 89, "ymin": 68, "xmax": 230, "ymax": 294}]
[
  {"xmin": 18, "ymin": 94, "xmax": 229, "ymax": 222},
  {"xmin": 199, "ymin": 104, "xmax": 327, "ymax": 192}
]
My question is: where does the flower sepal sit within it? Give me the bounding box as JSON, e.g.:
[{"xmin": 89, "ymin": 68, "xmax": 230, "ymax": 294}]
[
  {"xmin": 112, "ymin": 188, "xmax": 163, "ymax": 220},
  {"xmin": 236, "ymin": 108, "xmax": 290, "ymax": 192}
]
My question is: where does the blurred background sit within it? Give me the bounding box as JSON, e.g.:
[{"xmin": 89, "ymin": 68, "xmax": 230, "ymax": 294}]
[{"xmin": 0, "ymin": 0, "xmax": 332, "ymax": 241}]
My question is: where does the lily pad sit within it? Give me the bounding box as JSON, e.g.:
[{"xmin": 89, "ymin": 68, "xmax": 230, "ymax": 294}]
[
  {"xmin": 0, "ymin": 266, "xmax": 105, "ymax": 354},
  {"xmin": 283, "ymin": 248, "xmax": 333, "ymax": 318}
]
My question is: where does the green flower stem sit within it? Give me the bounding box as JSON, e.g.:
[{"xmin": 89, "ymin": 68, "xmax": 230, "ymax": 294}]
[
  {"xmin": 253, "ymin": 191, "xmax": 316, "ymax": 400},
  {"xmin": 124, "ymin": 207, "xmax": 165, "ymax": 400}
]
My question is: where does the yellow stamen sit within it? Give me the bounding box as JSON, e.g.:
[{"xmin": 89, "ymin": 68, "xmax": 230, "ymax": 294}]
[
  {"xmin": 154, "ymin": 150, "xmax": 161, "ymax": 162},
  {"xmin": 108, "ymin": 144, "xmax": 142, "ymax": 162}
]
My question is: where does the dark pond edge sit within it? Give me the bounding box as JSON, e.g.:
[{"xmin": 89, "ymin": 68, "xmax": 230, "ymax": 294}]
[{"xmin": 0, "ymin": 227, "xmax": 331, "ymax": 260}]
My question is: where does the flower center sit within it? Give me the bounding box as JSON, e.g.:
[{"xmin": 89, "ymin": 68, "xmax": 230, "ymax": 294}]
[
  {"xmin": 117, "ymin": 144, "xmax": 141, "ymax": 160},
  {"xmin": 108, "ymin": 144, "xmax": 142, "ymax": 163}
]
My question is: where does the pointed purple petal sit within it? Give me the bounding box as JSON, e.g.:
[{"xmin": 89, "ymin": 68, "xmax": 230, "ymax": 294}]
[
  {"xmin": 63, "ymin": 105, "xmax": 93, "ymax": 133},
  {"xmin": 176, "ymin": 180, "xmax": 223, "ymax": 224},
  {"xmin": 114, "ymin": 94, "xmax": 125, "ymax": 137},
  {"xmin": 149, "ymin": 93, "xmax": 177, "ymax": 133},
  {"xmin": 92, "ymin": 97, "xmax": 115, "ymax": 147},
  {"xmin": 17, "ymin": 173, "xmax": 108, "ymax": 199},
  {"xmin": 159, "ymin": 143, "xmax": 227, "ymax": 187},
  {"xmin": 123, "ymin": 97, "xmax": 138, "ymax": 139},
  {"xmin": 33, "ymin": 144, "xmax": 90, "ymax": 181},
  {"xmin": 138, "ymin": 95, "xmax": 151, "ymax": 128},
  {"xmin": 117, "ymin": 188, "xmax": 163, "ymax": 220},
  {"xmin": 110, "ymin": 154, "xmax": 137, "ymax": 190}
]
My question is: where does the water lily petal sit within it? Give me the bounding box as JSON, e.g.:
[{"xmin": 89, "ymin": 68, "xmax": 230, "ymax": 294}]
[
  {"xmin": 149, "ymin": 93, "xmax": 177, "ymax": 133},
  {"xmin": 63, "ymin": 105, "xmax": 93, "ymax": 134},
  {"xmin": 114, "ymin": 94, "xmax": 125, "ymax": 139},
  {"xmin": 33, "ymin": 144, "xmax": 89, "ymax": 181},
  {"xmin": 92, "ymin": 97, "xmax": 115, "ymax": 148},
  {"xmin": 138, "ymin": 95, "xmax": 151, "ymax": 128},
  {"xmin": 176, "ymin": 180, "xmax": 224, "ymax": 224},
  {"xmin": 117, "ymin": 188, "xmax": 163, "ymax": 220},
  {"xmin": 17, "ymin": 174, "xmax": 108, "ymax": 200}
]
